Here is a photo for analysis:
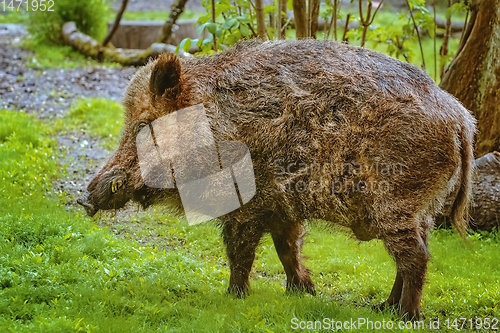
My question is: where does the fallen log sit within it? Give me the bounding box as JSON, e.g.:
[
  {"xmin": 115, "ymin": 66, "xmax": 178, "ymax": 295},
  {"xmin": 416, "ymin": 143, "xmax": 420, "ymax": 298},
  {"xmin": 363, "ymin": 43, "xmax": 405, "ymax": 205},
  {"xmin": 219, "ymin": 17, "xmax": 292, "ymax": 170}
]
[
  {"xmin": 434, "ymin": 17, "xmax": 465, "ymax": 33},
  {"xmin": 468, "ymin": 152, "xmax": 500, "ymax": 231},
  {"xmin": 439, "ymin": 152, "xmax": 500, "ymax": 232},
  {"xmin": 61, "ymin": 22, "xmax": 191, "ymax": 66}
]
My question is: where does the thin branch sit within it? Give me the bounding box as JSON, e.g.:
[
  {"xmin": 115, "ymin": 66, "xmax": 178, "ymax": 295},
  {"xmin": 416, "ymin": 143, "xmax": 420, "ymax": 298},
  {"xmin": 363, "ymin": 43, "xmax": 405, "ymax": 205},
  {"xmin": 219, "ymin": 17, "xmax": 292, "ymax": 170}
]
[
  {"xmin": 433, "ymin": 0, "xmax": 437, "ymax": 81},
  {"xmin": 309, "ymin": 0, "xmax": 320, "ymax": 38},
  {"xmin": 233, "ymin": 0, "xmax": 242, "ymax": 15},
  {"xmin": 358, "ymin": 0, "xmax": 366, "ymax": 25},
  {"xmin": 212, "ymin": 0, "xmax": 218, "ymax": 51},
  {"xmin": 333, "ymin": 0, "xmax": 338, "ymax": 40},
  {"xmin": 342, "ymin": 14, "xmax": 351, "ymax": 43},
  {"xmin": 326, "ymin": 0, "xmax": 339, "ymax": 40},
  {"xmin": 359, "ymin": 0, "xmax": 372, "ymax": 47},
  {"xmin": 439, "ymin": 0, "xmax": 452, "ymax": 78},
  {"xmin": 157, "ymin": 0, "xmax": 189, "ymax": 43},
  {"xmin": 248, "ymin": 0, "xmax": 254, "ymax": 21},
  {"xmin": 102, "ymin": 0, "xmax": 129, "ymax": 47},
  {"xmin": 279, "ymin": 0, "xmax": 287, "ymax": 38},
  {"xmin": 281, "ymin": 18, "xmax": 292, "ymax": 34},
  {"xmin": 247, "ymin": 23, "xmax": 258, "ymax": 38},
  {"xmin": 457, "ymin": 8, "xmax": 469, "ymax": 51},
  {"xmin": 455, "ymin": 6, "xmax": 474, "ymax": 57},
  {"xmin": 406, "ymin": 0, "xmax": 426, "ymax": 70},
  {"xmin": 277, "ymin": 0, "xmax": 282, "ymax": 39},
  {"xmin": 368, "ymin": 0, "xmax": 385, "ymax": 25}
]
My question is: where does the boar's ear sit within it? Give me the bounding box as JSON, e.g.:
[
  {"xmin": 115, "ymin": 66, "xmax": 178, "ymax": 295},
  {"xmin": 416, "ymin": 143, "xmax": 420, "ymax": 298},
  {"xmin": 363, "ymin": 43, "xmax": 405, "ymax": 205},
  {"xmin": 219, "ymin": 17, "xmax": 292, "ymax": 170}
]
[{"xmin": 149, "ymin": 53, "xmax": 182, "ymax": 98}]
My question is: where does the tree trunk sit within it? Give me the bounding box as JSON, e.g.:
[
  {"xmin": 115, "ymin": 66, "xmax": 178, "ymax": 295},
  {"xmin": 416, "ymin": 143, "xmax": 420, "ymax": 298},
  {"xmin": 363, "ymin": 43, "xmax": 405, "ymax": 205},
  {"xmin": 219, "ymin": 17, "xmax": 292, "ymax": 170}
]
[
  {"xmin": 309, "ymin": 0, "xmax": 320, "ymax": 38},
  {"xmin": 211, "ymin": 0, "xmax": 218, "ymax": 51},
  {"xmin": 293, "ymin": 0, "xmax": 308, "ymax": 39},
  {"xmin": 280, "ymin": 0, "xmax": 287, "ymax": 39},
  {"xmin": 440, "ymin": 0, "xmax": 500, "ymax": 157},
  {"xmin": 438, "ymin": 152, "xmax": 500, "ymax": 232},
  {"xmin": 157, "ymin": 0, "xmax": 189, "ymax": 44},
  {"xmin": 255, "ymin": 0, "xmax": 267, "ymax": 39}
]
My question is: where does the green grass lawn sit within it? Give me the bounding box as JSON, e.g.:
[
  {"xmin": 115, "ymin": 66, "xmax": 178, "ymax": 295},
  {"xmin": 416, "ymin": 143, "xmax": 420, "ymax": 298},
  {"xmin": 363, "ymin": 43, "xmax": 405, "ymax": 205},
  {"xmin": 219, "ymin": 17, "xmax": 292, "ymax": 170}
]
[
  {"xmin": 63, "ymin": 97, "xmax": 124, "ymax": 150},
  {"xmin": 0, "ymin": 101, "xmax": 498, "ymax": 332}
]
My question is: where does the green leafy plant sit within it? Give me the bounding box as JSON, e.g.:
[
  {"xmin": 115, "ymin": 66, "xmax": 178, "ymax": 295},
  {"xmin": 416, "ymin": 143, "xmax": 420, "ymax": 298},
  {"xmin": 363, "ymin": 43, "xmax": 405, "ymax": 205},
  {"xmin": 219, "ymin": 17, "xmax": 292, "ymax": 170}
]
[
  {"xmin": 0, "ymin": 10, "xmax": 30, "ymax": 24},
  {"xmin": 176, "ymin": 0, "xmax": 268, "ymax": 54}
]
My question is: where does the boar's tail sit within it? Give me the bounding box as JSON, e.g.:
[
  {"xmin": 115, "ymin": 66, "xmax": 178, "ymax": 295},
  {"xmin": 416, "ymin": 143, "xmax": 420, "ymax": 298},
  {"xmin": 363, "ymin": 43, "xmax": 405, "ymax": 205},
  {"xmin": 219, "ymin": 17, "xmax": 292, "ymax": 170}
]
[{"xmin": 450, "ymin": 124, "xmax": 474, "ymax": 239}]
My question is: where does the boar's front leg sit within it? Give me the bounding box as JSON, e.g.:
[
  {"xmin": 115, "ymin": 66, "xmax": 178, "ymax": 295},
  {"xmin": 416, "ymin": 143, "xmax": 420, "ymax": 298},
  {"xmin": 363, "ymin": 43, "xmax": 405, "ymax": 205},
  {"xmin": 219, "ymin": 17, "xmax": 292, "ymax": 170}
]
[
  {"xmin": 377, "ymin": 271, "xmax": 403, "ymax": 311},
  {"xmin": 222, "ymin": 220, "xmax": 264, "ymax": 297},
  {"xmin": 271, "ymin": 223, "xmax": 315, "ymax": 295},
  {"xmin": 382, "ymin": 225, "xmax": 430, "ymax": 320}
]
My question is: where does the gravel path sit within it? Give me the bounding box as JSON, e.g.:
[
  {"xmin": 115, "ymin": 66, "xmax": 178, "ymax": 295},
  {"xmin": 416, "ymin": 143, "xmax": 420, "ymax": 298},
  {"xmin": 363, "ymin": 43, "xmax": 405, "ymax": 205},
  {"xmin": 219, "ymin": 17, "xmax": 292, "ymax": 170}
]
[
  {"xmin": 0, "ymin": 24, "xmax": 135, "ymax": 211},
  {"xmin": 0, "ymin": 25, "xmax": 135, "ymax": 118}
]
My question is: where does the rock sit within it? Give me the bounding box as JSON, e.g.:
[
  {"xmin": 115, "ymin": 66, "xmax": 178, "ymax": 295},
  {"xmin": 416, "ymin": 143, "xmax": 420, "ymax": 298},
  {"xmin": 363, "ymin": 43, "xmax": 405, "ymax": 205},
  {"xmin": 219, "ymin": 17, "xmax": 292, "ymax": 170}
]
[{"xmin": 150, "ymin": 43, "xmax": 193, "ymax": 57}]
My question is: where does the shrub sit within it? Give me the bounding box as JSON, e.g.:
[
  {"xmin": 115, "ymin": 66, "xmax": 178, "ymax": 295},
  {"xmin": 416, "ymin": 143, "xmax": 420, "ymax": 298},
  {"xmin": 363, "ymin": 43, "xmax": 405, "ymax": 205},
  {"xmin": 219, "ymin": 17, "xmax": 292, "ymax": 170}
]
[{"xmin": 28, "ymin": 0, "xmax": 111, "ymax": 45}]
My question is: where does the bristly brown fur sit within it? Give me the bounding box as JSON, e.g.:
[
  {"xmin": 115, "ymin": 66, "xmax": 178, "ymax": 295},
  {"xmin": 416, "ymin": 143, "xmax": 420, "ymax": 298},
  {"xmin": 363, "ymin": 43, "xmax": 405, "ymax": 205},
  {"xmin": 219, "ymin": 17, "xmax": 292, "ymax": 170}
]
[{"xmin": 80, "ymin": 39, "xmax": 476, "ymax": 320}]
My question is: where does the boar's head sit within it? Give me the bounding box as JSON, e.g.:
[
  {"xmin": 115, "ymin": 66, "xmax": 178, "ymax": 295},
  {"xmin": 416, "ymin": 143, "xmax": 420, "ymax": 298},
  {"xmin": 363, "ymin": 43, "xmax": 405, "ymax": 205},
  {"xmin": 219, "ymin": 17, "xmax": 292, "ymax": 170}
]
[{"xmin": 78, "ymin": 53, "xmax": 191, "ymax": 216}]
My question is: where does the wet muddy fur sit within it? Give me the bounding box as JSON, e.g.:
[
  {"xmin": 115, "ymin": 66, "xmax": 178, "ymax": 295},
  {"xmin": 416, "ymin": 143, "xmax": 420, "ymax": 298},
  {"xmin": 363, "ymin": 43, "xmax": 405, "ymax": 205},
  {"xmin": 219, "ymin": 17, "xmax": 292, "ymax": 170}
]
[{"xmin": 79, "ymin": 40, "xmax": 476, "ymax": 319}]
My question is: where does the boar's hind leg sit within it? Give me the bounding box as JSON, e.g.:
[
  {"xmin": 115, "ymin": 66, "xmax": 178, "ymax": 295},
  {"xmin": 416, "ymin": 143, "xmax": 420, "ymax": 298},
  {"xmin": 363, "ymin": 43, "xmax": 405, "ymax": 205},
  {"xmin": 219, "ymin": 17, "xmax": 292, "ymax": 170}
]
[
  {"xmin": 378, "ymin": 226, "xmax": 429, "ymax": 312},
  {"xmin": 222, "ymin": 221, "xmax": 264, "ymax": 297},
  {"xmin": 271, "ymin": 223, "xmax": 315, "ymax": 295},
  {"xmin": 382, "ymin": 225, "xmax": 430, "ymax": 320}
]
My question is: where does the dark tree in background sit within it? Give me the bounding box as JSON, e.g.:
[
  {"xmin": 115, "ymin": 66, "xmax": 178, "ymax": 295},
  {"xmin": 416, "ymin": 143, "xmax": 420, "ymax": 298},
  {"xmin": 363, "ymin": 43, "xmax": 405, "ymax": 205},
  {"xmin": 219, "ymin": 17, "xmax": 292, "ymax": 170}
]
[{"xmin": 440, "ymin": 0, "xmax": 500, "ymax": 157}]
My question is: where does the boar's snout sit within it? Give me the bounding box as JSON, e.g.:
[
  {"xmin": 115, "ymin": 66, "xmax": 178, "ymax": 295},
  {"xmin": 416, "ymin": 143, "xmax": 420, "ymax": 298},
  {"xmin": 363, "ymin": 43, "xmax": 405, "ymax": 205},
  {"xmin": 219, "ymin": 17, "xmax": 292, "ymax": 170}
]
[
  {"xmin": 77, "ymin": 192, "xmax": 97, "ymax": 217},
  {"xmin": 77, "ymin": 166, "xmax": 130, "ymax": 216}
]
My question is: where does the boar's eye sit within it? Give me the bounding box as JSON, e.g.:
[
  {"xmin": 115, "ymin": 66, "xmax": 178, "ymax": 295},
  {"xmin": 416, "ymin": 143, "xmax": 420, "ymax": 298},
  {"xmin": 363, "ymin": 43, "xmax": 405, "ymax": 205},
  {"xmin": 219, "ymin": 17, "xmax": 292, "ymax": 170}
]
[{"xmin": 135, "ymin": 122, "xmax": 148, "ymax": 136}]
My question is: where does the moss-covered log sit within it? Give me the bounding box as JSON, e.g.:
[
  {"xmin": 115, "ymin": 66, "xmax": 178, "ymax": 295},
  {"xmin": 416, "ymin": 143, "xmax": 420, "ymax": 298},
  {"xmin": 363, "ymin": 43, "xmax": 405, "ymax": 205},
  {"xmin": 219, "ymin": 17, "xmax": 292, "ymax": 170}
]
[
  {"xmin": 62, "ymin": 22, "xmax": 152, "ymax": 66},
  {"xmin": 62, "ymin": 22, "xmax": 192, "ymax": 66}
]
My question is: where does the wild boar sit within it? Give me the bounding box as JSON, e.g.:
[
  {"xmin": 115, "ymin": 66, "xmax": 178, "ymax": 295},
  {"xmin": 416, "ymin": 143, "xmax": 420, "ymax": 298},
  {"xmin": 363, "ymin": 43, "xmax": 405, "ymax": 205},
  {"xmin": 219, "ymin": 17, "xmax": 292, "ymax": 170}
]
[{"xmin": 77, "ymin": 39, "xmax": 476, "ymax": 319}]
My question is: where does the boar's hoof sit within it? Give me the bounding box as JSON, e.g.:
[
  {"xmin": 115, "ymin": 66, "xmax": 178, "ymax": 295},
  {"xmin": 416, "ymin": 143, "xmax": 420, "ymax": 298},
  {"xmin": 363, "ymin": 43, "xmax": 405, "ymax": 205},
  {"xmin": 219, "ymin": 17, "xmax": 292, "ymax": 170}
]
[
  {"xmin": 373, "ymin": 301, "xmax": 398, "ymax": 313},
  {"xmin": 286, "ymin": 281, "xmax": 316, "ymax": 296},
  {"xmin": 374, "ymin": 302, "xmax": 421, "ymax": 321},
  {"xmin": 400, "ymin": 309, "xmax": 422, "ymax": 322},
  {"xmin": 227, "ymin": 285, "xmax": 249, "ymax": 298}
]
